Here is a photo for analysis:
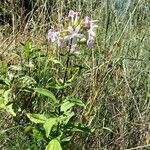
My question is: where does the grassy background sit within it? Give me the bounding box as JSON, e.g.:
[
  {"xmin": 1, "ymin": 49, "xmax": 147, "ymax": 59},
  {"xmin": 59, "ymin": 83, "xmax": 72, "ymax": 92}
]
[{"xmin": 1, "ymin": 0, "xmax": 150, "ymax": 149}]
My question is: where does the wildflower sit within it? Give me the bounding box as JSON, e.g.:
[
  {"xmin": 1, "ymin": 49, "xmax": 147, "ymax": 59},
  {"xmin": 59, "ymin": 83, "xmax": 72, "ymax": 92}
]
[
  {"xmin": 64, "ymin": 25, "xmax": 84, "ymax": 53},
  {"xmin": 84, "ymin": 16, "xmax": 91, "ymax": 28},
  {"xmin": 84, "ymin": 16, "xmax": 98, "ymax": 29},
  {"xmin": 48, "ymin": 28, "xmax": 66, "ymax": 48},
  {"xmin": 86, "ymin": 21, "xmax": 98, "ymax": 48},
  {"xmin": 47, "ymin": 10, "xmax": 98, "ymax": 52},
  {"xmin": 48, "ymin": 28, "xmax": 60, "ymax": 42},
  {"xmin": 87, "ymin": 35, "xmax": 95, "ymax": 48},
  {"xmin": 68, "ymin": 10, "xmax": 79, "ymax": 26},
  {"xmin": 64, "ymin": 25, "xmax": 84, "ymax": 45},
  {"xmin": 87, "ymin": 23, "xmax": 98, "ymax": 37},
  {"xmin": 68, "ymin": 10, "xmax": 78, "ymax": 20},
  {"xmin": 68, "ymin": 10, "xmax": 75, "ymax": 19}
]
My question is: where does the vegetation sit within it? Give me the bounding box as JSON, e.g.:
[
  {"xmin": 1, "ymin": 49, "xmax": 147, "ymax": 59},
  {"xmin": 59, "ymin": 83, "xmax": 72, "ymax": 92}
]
[{"xmin": 0, "ymin": 0, "xmax": 150, "ymax": 149}]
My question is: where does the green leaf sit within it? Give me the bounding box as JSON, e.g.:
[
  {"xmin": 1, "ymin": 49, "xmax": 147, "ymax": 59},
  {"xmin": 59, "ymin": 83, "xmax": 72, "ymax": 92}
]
[
  {"xmin": 0, "ymin": 91, "xmax": 16, "ymax": 116},
  {"xmin": 61, "ymin": 97, "xmax": 85, "ymax": 112},
  {"xmin": 48, "ymin": 83, "xmax": 65, "ymax": 90},
  {"xmin": 60, "ymin": 101, "xmax": 74, "ymax": 112},
  {"xmin": 45, "ymin": 139, "xmax": 62, "ymax": 150},
  {"xmin": 61, "ymin": 136, "xmax": 72, "ymax": 142},
  {"xmin": 70, "ymin": 122, "xmax": 90, "ymax": 133},
  {"xmin": 3, "ymin": 89, "xmax": 11, "ymax": 104},
  {"xmin": 24, "ymin": 41, "xmax": 32, "ymax": 58},
  {"xmin": 32, "ymin": 128, "xmax": 45, "ymax": 141},
  {"xmin": 24, "ymin": 125, "xmax": 32, "ymax": 133},
  {"xmin": 43, "ymin": 117, "xmax": 59, "ymax": 138},
  {"xmin": 34, "ymin": 88, "xmax": 57, "ymax": 104},
  {"xmin": 68, "ymin": 97, "xmax": 85, "ymax": 107},
  {"xmin": 27, "ymin": 113, "xmax": 48, "ymax": 124},
  {"xmin": 6, "ymin": 104, "xmax": 16, "ymax": 116},
  {"xmin": 64, "ymin": 111, "xmax": 74, "ymax": 124},
  {"xmin": 60, "ymin": 111, "xmax": 74, "ymax": 124}
]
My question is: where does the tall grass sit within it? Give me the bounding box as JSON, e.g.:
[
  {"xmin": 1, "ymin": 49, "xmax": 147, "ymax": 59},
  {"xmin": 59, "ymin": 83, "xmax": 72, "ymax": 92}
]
[{"xmin": 1, "ymin": 0, "xmax": 150, "ymax": 149}]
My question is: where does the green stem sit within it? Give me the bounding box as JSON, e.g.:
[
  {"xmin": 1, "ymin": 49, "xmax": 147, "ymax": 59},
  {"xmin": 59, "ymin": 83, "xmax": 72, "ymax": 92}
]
[
  {"xmin": 56, "ymin": 45, "xmax": 71, "ymax": 136},
  {"xmin": 63, "ymin": 52, "xmax": 70, "ymax": 85}
]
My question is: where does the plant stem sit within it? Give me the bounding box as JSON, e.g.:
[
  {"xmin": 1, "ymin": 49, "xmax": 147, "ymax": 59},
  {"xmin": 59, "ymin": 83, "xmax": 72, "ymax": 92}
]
[
  {"xmin": 56, "ymin": 44, "xmax": 71, "ymax": 136},
  {"xmin": 63, "ymin": 52, "xmax": 70, "ymax": 85}
]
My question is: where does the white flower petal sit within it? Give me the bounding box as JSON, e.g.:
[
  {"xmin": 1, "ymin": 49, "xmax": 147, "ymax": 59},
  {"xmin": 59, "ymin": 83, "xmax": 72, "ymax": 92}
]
[
  {"xmin": 68, "ymin": 26, "xmax": 74, "ymax": 33},
  {"xmin": 64, "ymin": 35, "xmax": 73, "ymax": 41},
  {"xmin": 88, "ymin": 29, "xmax": 95, "ymax": 37}
]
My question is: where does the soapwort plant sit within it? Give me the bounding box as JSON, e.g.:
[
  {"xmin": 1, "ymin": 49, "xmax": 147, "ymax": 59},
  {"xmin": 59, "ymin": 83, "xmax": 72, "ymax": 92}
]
[{"xmin": 0, "ymin": 10, "xmax": 98, "ymax": 150}]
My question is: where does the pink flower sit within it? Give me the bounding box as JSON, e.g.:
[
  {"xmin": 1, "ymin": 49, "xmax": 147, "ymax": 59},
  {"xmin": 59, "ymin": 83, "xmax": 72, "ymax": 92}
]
[
  {"xmin": 87, "ymin": 24, "xmax": 98, "ymax": 37},
  {"xmin": 48, "ymin": 28, "xmax": 66, "ymax": 48},
  {"xmin": 68, "ymin": 10, "xmax": 75, "ymax": 18},
  {"xmin": 64, "ymin": 25, "xmax": 84, "ymax": 53},
  {"xmin": 84, "ymin": 16, "xmax": 91, "ymax": 28},
  {"xmin": 87, "ymin": 35, "xmax": 95, "ymax": 48},
  {"xmin": 47, "ymin": 12, "xmax": 98, "ymax": 50},
  {"xmin": 66, "ymin": 25, "xmax": 84, "ymax": 39},
  {"xmin": 84, "ymin": 16, "xmax": 98, "ymax": 29},
  {"xmin": 64, "ymin": 25, "xmax": 84, "ymax": 45},
  {"xmin": 68, "ymin": 10, "xmax": 78, "ymax": 20},
  {"xmin": 86, "ymin": 19, "xmax": 98, "ymax": 48},
  {"xmin": 48, "ymin": 28, "xmax": 59, "ymax": 42}
]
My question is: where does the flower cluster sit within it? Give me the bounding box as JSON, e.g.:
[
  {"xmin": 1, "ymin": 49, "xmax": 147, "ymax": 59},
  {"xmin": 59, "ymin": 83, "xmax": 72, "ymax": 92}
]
[{"xmin": 48, "ymin": 10, "xmax": 98, "ymax": 54}]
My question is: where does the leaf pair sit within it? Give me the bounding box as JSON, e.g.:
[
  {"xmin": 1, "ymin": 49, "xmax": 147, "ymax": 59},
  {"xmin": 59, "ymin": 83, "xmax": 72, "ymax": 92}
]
[{"xmin": 27, "ymin": 114, "xmax": 59, "ymax": 138}]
